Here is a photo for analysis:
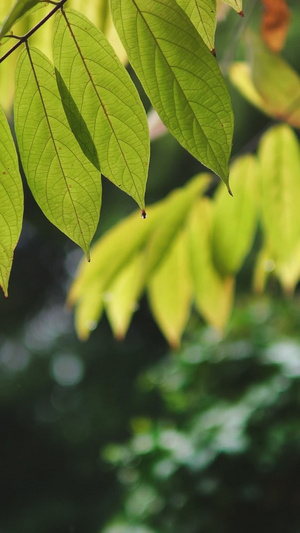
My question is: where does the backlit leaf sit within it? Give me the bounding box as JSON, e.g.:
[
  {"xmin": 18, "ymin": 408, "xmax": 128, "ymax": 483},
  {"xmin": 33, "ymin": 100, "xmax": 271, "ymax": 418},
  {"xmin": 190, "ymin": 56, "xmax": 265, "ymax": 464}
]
[
  {"xmin": 258, "ymin": 125, "xmax": 300, "ymax": 275},
  {"xmin": 188, "ymin": 198, "xmax": 234, "ymax": 331},
  {"xmin": 229, "ymin": 62, "xmax": 274, "ymax": 120},
  {"xmin": 212, "ymin": 155, "xmax": 258, "ymax": 274},
  {"xmin": 0, "ymin": 0, "xmax": 40, "ymax": 39},
  {"xmin": 148, "ymin": 230, "xmax": 192, "ymax": 348},
  {"xmin": 111, "ymin": 0, "xmax": 233, "ymax": 187},
  {"xmin": 176, "ymin": 0, "xmax": 217, "ymax": 52},
  {"xmin": 53, "ymin": 8, "xmax": 149, "ymax": 208},
  {"xmin": 221, "ymin": 0, "xmax": 243, "ymax": 15},
  {"xmin": 0, "ymin": 106, "xmax": 23, "ymax": 296},
  {"xmin": 14, "ymin": 47, "xmax": 101, "ymax": 257}
]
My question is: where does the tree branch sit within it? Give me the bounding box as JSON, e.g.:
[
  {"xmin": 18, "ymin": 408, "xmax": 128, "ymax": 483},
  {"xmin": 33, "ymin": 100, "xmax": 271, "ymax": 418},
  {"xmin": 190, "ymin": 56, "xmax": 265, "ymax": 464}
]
[{"xmin": 0, "ymin": 0, "xmax": 68, "ymax": 65}]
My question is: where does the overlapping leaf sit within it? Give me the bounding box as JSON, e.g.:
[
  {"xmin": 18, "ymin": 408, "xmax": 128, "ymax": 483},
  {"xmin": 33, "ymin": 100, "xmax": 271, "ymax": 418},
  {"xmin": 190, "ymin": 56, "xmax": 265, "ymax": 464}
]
[
  {"xmin": 188, "ymin": 198, "xmax": 234, "ymax": 331},
  {"xmin": 176, "ymin": 0, "xmax": 217, "ymax": 52},
  {"xmin": 212, "ymin": 155, "xmax": 258, "ymax": 274},
  {"xmin": 258, "ymin": 124, "xmax": 300, "ymax": 291},
  {"xmin": 0, "ymin": 106, "xmax": 23, "ymax": 296},
  {"xmin": 0, "ymin": 0, "xmax": 40, "ymax": 39},
  {"xmin": 14, "ymin": 47, "xmax": 102, "ymax": 257},
  {"xmin": 148, "ymin": 230, "xmax": 192, "ymax": 348},
  {"xmin": 53, "ymin": 8, "xmax": 149, "ymax": 208},
  {"xmin": 111, "ymin": 0, "xmax": 233, "ymax": 187}
]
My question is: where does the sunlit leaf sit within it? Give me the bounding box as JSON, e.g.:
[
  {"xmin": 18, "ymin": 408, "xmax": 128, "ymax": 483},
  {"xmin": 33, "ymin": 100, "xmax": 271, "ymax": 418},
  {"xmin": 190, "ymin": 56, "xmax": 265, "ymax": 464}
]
[
  {"xmin": 0, "ymin": 106, "xmax": 23, "ymax": 296},
  {"xmin": 258, "ymin": 124, "xmax": 300, "ymax": 287},
  {"xmin": 75, "ymin": 280, "xmax": 104, "ymax": 340},
  {"xmin": 14, "ymin": 47, "xmax": 101, "ymax": 258},
  {"xmin": 261, "ymin": 0, "xmax": 290, "ymax": 52},
  {"xmin": 105, "ymin": 252, "xmax": 145, "ymax": 340},
  {"xmin": 229, "ymin": 62, "xmax": 274, "ymax": 119},
  {"xmin": 53, "ymin": 8, "xmax": 149, "ymax": 209},
  {"xmin": 0, "ymin": 0, "xmax": 40, "ymax": 38},
  {"xmin": 221, "ymin": 0, "xmax": 243, "ymax": 15},
  {"xmin": 245, "ymin": 32, "xmax": 300, "ymax": 129},
  {"xmin": 148, "ymin": 230, "xmax": 192, "ymax": 348},
  {"xmin": 111, "ymin": 0, "xmax": 233, "ymax": 187},
  {"xmin": 212, "ymin": 155, "xmax": 258, "ymax": 274},
  {"xmin": 176, "ymin": 0, "xmax": 217, "ymax": 52},
  {"xmin": 188, "ymin": 198, "xmax": 234, "ymax": 331}
]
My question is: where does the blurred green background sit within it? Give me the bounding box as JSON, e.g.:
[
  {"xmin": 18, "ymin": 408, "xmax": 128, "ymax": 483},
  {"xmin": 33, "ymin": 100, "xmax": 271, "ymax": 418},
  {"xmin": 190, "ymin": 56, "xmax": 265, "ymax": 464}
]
[{"xmin": 2, "ymin": 1, "xmax": 300, "ymax": 532}]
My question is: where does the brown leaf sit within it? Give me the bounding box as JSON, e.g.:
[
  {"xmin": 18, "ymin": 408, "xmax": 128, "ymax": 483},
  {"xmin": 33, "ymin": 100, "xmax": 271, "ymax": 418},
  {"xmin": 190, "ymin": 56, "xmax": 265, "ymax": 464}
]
[{"xmin": 261, "ymin": 0, "xmax": 290, "ymax": 52}]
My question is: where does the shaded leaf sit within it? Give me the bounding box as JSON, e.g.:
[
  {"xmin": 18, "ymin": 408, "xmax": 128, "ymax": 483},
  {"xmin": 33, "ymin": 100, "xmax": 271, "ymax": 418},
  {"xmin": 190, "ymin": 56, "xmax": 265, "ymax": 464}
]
[
  {"xmin": 0, "ymin": 0, "xmax": 40, "ymax": 38},
  {"xmin": 148, "ymin": 230, "xmax": 192, "ymax": 348},
  {"xmin": 53, "ymin": 8, "xmax": 149, "ymax": 208},
  {"xmin": 245, "ymin": 32, "xmax": 300, "ymax": 129},
  {"xmin": 0, "ymin": 106, "xmax": 23, "ymax": 296},
  {"xmin": 258, "ymin": 124, "xmax": 300, "ymax": 276},
  {"xmin": 212, "ymin": 155, "xmax": 258, "ymax": 274},
  {"xmin": 188, "ymin": 197, "xmax": 234, "ymax": 330},
  {"xmin": 221, "ymin": 0, "xmax": 243, "ymax": 15},
  {"xmin": 111, "ymin": 0, "xmax": 233, "ymax": 187},
  {"xmin": 105, "ymin": 252, "xmax": 145, "ymax": 340},
  {"xmin": 176, "ymin": 0, "xmax": 217, "ymax": 52},
  {"xmin": 261, "ymin": 0, "xmax": 290, "ymax": 53},
  {"xmin": 14, "ymin": 47, "xmax": 101, "ymax": 257}
]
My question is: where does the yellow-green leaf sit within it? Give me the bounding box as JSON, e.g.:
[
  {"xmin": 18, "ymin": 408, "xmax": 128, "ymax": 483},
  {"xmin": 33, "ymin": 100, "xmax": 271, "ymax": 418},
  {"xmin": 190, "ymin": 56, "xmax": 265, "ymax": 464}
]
[
  {"xmin": 53, "ymin": 8, "xmax": 149, "ymax": 209},
  {"xmin": 0, "ymin": 0, "xmax": 40, "ymax": 39},
  {"xmin": 148, "ymin": 230, "xmax": 192, "ymax": 348},
  {"xmin": 212, "ymin": 154, "xmax": 258, "ymax": 274},
  {"xmin": 258, "ymin": 124, "xmax": 300, "ymax": 271},
  {"xmin": 14, "ymin": 47, "xmax": 102, "ymax": 258},
  {"xmin": 111, "ymin": 0, "xmax": 233, "ymax": 187},
  {"xmin": 176, "ymin": 0, "xmax": 217, "ymax": 52},
  {"xmin": 0, "ymin": 106, "xmax": 23, "ymax": 296},
  {"xmin": 222, "ymin": 0, "xmax": 243, "ymax": 15},
  {"xmin": 188, "ymin": 198, "xmax": 234, "ymax": 331}
]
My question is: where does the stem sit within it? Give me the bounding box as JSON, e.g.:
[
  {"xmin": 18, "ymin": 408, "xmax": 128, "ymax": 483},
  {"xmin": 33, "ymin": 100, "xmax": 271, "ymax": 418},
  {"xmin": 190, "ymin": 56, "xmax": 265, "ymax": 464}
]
[{"xmin": 0, "ymin": 0, "xmax": 68, "ymax": 65}]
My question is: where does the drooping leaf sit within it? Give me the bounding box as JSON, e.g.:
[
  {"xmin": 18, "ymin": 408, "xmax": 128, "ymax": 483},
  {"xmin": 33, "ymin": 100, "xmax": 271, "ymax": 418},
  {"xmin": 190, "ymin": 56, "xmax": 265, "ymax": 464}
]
[
  {"xmin": 105, "ymin": 252, "xmax": 145, "ymax": 340},
  {"xmin": 148, "ymin": 230, "xmax": 192, "ymax": 348},
  {"xmin": 245, "ymin": 32, "xmax": 300, "ymax": 129},
  {"xmin": 258, "ymin": 124, "xmax": 300, "ymax": 282},
  {"xmin": 0, "ymin": 0, "xmax": 40, "ymax": 39},
  {"xmin": 0, "ymin": 106, "xmax": 23, "ymax": 296},
  {"xmin": 176, "ymin": 0, "xmax": 217, "ymax": 52},
  {"xmin": 221, "ymin": 0, "xmax": 243, "ymax": 15},
  {"xmin": 111, "ymin": 0, "xmax": 233, "ymax": 187},
  {"xmin": 14, "ymin": 47, "xmax": 101, "ymax": 258},
  {"xmin": 261, "ymin": 0, "xmax": 290, "ymax": 52},
  {"xmin": 212, "ymin": 155, "xmax": 258, "ymax": 274},
  {"xmin": 188, "ymin": 197, "xmax": 234, "ymax": 331},
  {"xmin": 53, "ymin": 8, "xmax": 149, "ymax": 209},
  {"xmin": 75, "ymin": 280, "xmax": 104, "ymax": 340}
]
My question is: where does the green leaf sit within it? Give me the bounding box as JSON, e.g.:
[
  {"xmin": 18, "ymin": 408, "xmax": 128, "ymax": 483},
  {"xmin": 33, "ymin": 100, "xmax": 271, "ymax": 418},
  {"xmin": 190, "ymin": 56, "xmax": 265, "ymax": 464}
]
[
  {"xmin": 14, "ymin": 47, "xmax": 102, "ymax": 258},
  {"xmin": 221, "ymin": 0, "xmax": 243, "ymax": 15},
  {"xmin": 244, "ymin": 32, "xmax": 300, "ymax": 129},
  {"xmin": 188, "ymin": 197, "xmax": 234, "ymax": 331},
  {"xmin": 148, "ymin": 230, "xmax": 192, "ymax": 348},
  {"xmin": 212, "ymin": 154, "xmax": 258, "ymax": 274},
  {"xmin": 75, "ymin": 280, "xmax": 104, "ymax": 341},
  {"xmin": 105, "ymin": 252, "xmax": 145, "ymax": 340},
  {"xmin": 53, "ymin": 8, "xmax": 149, "ymax": 209},
  {"xmin": 111, "ymin": 0, "xmax": 233, "ymax": 187},
  {"xmin": 258, "ymin": 124, "xmax": 300, "ymax": 292},
  {"xmin": 0, "ymin": 0, "xmax": 40, "ymax": 39},
  {"xmin": 176, "ymin": 0, "xmax": 217, "ymax": 52},
  {"xmin": 0, "ymin": 106, "xmax": 23, "ymax": 296}
]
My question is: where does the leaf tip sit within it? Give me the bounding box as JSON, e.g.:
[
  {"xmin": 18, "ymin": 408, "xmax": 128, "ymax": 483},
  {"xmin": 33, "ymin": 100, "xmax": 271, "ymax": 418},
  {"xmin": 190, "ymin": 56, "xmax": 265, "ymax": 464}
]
[
  {"xmin": 227, "ymin": 184, "xmax": 234, "ymax": 197},
  {"xmin": 211, "ymin": 48, "xmax": 216, "ymax": 57},
  {"xmin": 239, "ymin": 10, "xmax": 245, "ymax": 17},
  {"xmin": 141, "ymin": 209, "xmax": 147, "ymax": 219}
]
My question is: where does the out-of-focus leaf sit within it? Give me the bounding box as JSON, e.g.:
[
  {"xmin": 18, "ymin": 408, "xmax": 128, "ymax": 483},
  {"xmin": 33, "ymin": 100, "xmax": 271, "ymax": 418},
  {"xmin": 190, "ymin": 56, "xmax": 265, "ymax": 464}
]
[
  {"xmin": 229, "ymin": 62, "xmax": 274, "ymax": 119},
  {"xmin": 188, "ymin": 198, "xmax": 234, "ymax": 331},
  {"xmin": 0, "ymin": 0, "xmax": 39, "ymax": 38},
  {"xmin": 176, "ymin": 0, "xmax": 216, "ymax": 52},
  {"xmin": 111, "ymin": 0, "xmax": 233, "ymax": 188},
  {"xmin": 14, "ymin": 48, "xmax": 101, "ymax": 258},
  {"xmin": 105, "ymin": 253, "xmax": 145, "ymax": 340},
  {"xmin": 258, "ymin": 124, "xmax": 300, "ymax": 292},
  {"xmin": 212, "ymin": 155, "xmax": 258, "ymax": 274},
  {"xmin": 221, "ymin": 0, "xmax": 243, "ymax": 15},
  {"xmin": 253, "ymin": 246, "xmax": 274, "ymax": 294},
  {"xmin": 0, "ymin": 106, "xmax": 23, "ymax": 296},
  {"xmin": 147, "ymin": 109, "xmax": 167, "ymax": 141},
  {"xmin": 261, "ymin": 0, "xmax": 290, "ymax": 52},
  {"xmin": 148, "ymin": 230, "xmax": 192, "ymax": 348},
  {"xmin": 75, "ymin": 280, "xmax": 104, "ymax": 340},
  {"xmin": 245, "ymin": 32, "xmax": 300, "ymax": 129},
  {"xmin": 53, "ymin": 9, "xmax": 148, "ymax": 209}
]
